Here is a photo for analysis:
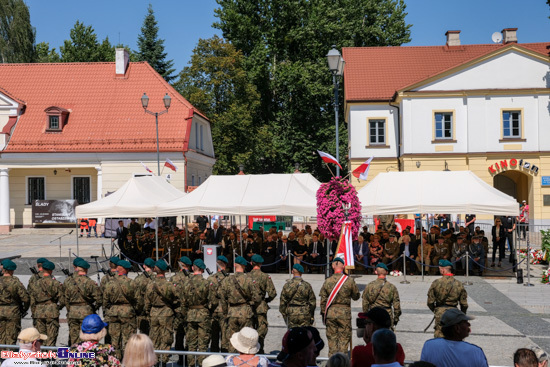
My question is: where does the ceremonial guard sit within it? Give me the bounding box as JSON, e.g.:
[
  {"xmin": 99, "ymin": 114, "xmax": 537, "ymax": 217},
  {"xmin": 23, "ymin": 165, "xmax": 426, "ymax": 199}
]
[
  {"xmin": 248, "ymin": 255, "xmax": 277, "ymax": 354},
  {"xmin": 320, "ymin": 257, "xmax": 360, "ymax": 356},
  {"xmin": 28, "ymin": 257, "xmax": 48, "ymax": 287},
  {"xmin": 427, "ymin": 259, "xmax": 468, "ymax": 338},
  {"xmin": 172, "ymin": 256, "xmax": 192, "ymax": 366},
  {"xmin": 219, "ymin": 256, "xmax": 261, "ymax": 352},
  {"xmin": 362, "ymin": 263, "xmax": 401, "ymax": 330},
  {"xmin": 165, "ymin": 231, "xmax": 181, "ymax": 268},
  {"xmin": 102, "ymin": 260, "xmax": 137, "ymax": 359},
  {"xmin": 145, "ymin": 260, "xmax": 176, "ymax": 365},
  {"xmin": 0, "ymin": 259, "xmax": 29, "ymax": 345},
  {"xmin": 134, "ymin": 257, "xmax": 155, "ymax": 335},
  {"xmin": 279, "ymin": 263, "xmax": 316, "ymax": 328},
  {"xmin": 208, "ymin": 255, "xmax": 230, "ymax": 352},
  {"xmin": 28, "ymin": 260, "xmax": 64, "ymax": 346},
  {"xmin": 63, "ymin": 258, "xmax": 102, "ymax": 345},
  {"xmin": 382, "ymin": 234, "xmax": 400, "ymax": 270}
]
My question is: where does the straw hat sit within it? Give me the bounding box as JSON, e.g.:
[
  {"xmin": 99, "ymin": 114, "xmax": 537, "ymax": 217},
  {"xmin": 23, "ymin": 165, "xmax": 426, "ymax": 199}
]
[
  {"xmin": 202, "ymin": 355, "xmax": 227, "ymax": 367},
  {"xmin": 230, "ymin": 327, "xmax": 260, "ymax": 354}
]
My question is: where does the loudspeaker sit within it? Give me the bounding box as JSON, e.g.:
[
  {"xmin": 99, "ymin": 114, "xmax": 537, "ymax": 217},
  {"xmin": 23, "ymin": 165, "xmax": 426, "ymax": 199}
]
[{"xmin": 516, "ymin": 269, "xmax": 523, "ymax": 284}]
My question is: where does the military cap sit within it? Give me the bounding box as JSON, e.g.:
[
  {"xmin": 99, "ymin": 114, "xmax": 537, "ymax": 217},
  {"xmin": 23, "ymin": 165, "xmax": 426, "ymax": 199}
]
[
  {"xmin": 2, "ymin": 259, "xmax": 16, "ymax": 271},
  {"xmin": 235, "ymin": 256, "xmax": 248, "ymax": 266},
  {"xmin": 37, "ymin": 257, "xmax": 48, "ymax": 264},
  {"xmin": 41, "ymin": 261, "xmax": 55, "ymax": 271},
  {"xmin": 292, "ymin": 263, "xmax": 304, "ymax": 273},
  {"xmin": 179, "ymin": 256, "xmax": 192, "ymax": 266},
  {"xmin": 144, "ymin": 258, "xmax": 156, "ymax": 268},
  {"xmin": 333, "ymin": 257, "xmax": 345, "ymax": 265},
  {"xmin": 109, "ymin": 257, "xmax": 120, "ymax": 265},
  {"xmin": 438, "ymin": 259, "xmax": 453, "ymax": 268},
  {"xmin": 193, "ymin": 259, "xmax": 206, "ymax": 270},
  {"xmin": 251, "ymin": 254, "xmax": 264, "ymax": 263},
  {"xmin": 376, "ymin": 262, "xmax": 389, "ymax": 271},
  {"xmin": 389, "ymin": 233, "xmax": 397, "ymax": 238},
  {"xmin": 78, "ymin": 259, "xmax": 91, "ymax": 269},
  {"xmin": 73, "ymin": 257, "xmax": 83, "ymax": 266},
  {"xmin": 155, "ymin": 260, "xmax": 168, "ymax": 271},
  {"xmin": 217, "ymin": 255, "xmax": 229, "ymax": 263},
  {"xmin": 117, "ymin": 260, "xmax": 132, "ymax": 269}
]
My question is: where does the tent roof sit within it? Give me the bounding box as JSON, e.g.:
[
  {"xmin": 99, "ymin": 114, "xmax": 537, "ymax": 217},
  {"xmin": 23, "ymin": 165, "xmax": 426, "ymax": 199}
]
[
  {"xmin": 75, "ymin": 176, "xmax": 185, "ymax": 218},
  {"xmin": 156, "ymin": 173, "xmax": 321, "ymax": 216},
  {"xmin": 357, "ymin": 171, "xmax": 519, "ymax": 216}
]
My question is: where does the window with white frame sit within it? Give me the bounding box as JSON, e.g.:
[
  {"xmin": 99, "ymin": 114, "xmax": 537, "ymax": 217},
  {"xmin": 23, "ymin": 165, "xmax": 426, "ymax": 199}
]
[
  {"xmin": 502, "ymin": 110, "xmax": 521, "ymax": 138},
  {"xmin": 434, "ymin": 112, "xmax": 453, "ymax": 140},
  {"xmin": 49, "ymin": 116, "xmax": 60, "ymax": 130},
  {"xmin": 27, "ymin": 177, "xmax": 45, "ymax": 204},
  {"xmin": 368, "ymin": 119, "xmax": 386, "ymax": 145}
]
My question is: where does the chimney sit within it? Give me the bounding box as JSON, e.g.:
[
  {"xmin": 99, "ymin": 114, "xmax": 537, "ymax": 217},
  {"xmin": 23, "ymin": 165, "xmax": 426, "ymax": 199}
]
[
  {"xmin": 502, "ymin": 28, "xmax": 518, "ymax": 44},
  {"xmin": 115, "ymin": 48, "xmax": 129, "ymax": 76},
  {"xmin": 445, "ymin": 30, "xmax": 461, "ymax": 46}
]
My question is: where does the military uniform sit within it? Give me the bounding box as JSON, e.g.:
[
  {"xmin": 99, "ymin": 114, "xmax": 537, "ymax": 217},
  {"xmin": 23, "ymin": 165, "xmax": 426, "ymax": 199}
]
[
  {"xmin": 249, "ymin": 268, "xmax": 277, "ymax": 353},
  {"xmin": 0, "ymin": 273, "xmax": 30, "ymax": 345},
  {"xmin": 28, "ymin": 271, "xmax": 64, "ymax": 346},
  {"xmin": 100, "ymin": 262, "xmax": 118, "ymax": 344},
  {"xmin": 171, "ymin": 267, "xmax": 190, "ymax": 363},
  {"xmin": 421, "ymin": 241, "xmax": 434, "ymax": 273},
  {"xmin": 279, "ymin": 276, "xmax": 316, "ymax": 328},
  {"xmin": 383, "ymin": 241, "xmax": 400, "ymax": 270},
  {"xmin": 64, "ymin": 272, "xmax": 102, "ymax": 345},
  {"xmin": 208, "ymin": 269, "xmax": 230, "ymax": 352},
  {"xmin": 427, "ymin": 273, "xmax": 468, "ymax": 337},
  {"xmin": 134, "ymin": 271, "xmax": 153, "ymax": 334},
  {"xmin": 432, "ymin": 241, "xmax": 451, "ymax": 274},
  {"xmin": 362, "ymin": 277, "xmax": 401, "ymax": 330},
  {"xmin": 320, "ymin": 272, "xmax": 360, "ymax": 356}
]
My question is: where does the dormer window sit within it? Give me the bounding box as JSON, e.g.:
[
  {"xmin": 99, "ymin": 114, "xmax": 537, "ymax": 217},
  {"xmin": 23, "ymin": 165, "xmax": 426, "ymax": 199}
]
[{"xmin": 44, "ymin": 106, "xmax": 69, "ymax": 132}]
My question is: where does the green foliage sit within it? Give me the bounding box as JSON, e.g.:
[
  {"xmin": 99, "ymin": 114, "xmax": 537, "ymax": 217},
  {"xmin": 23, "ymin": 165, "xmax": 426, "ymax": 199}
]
[
  {"xmin": 60, "ymin": 21, "xmax": 114, "ymax": 62},
  {"xmin": 36, "ymin": 42, "xmax": 60, "ymax": 62},
  {"xmin": 541, "ymin": 229, "xmax": 550, "ymax": 254},
  {"xmin": 0, "ymin": 0, "xmax": 36, "ymax": 63},
  {"xmin": 137, "ymin": 4, "xmax": 175, "ymax": 82}
]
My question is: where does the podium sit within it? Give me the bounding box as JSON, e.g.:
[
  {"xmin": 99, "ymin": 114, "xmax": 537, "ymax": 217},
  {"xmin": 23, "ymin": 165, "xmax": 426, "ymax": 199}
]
[{"xmin": 202, "ymin": 244, "xmax": 221, "ymax": 277}]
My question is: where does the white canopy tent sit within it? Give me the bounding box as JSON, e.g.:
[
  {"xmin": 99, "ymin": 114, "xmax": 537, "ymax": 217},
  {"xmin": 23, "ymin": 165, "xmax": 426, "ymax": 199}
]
[
  {"xmin": 156, "ymin": 173, "xmax": 321, "ymax": 216},
  {"xmin": 357, "ymin": 171, "xmax": 519, "ymax": 216}
]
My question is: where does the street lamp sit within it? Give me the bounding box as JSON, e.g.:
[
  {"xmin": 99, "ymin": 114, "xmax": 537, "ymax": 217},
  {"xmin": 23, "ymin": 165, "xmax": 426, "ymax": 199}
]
[
  {"xmin": 141, "ymin": 93, "xmax": 171, "ymax": 175},
  {"xmin": 327, "ymin": 45, "xmax": 345, "ymax": 176}
]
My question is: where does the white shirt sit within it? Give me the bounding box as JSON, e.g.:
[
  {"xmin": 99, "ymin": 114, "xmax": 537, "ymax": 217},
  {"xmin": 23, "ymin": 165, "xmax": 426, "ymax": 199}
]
[
  {"xmin": 144, "ymin": 220, "xmax": 156, "ymax": 230},
  {"xmin": 1, "ymin": 348, "xmax": 46, "ymax": 367}
]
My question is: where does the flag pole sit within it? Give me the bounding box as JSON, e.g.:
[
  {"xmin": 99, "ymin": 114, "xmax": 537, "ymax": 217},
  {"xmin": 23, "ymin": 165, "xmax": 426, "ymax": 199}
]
[{"xmin": 324, "ymin": 162, "xmax": 336, "ymax": 178}]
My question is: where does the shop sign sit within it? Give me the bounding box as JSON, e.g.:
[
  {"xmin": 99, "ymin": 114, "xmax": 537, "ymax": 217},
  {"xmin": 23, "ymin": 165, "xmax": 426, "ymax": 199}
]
[
  {"xmin": 542, "ymin": 176, "xmax": 550, "ymax": 187},
  {"xmin": 488, "ymin": 158, "xmax": 539, "ymax": 175},
  {"xmin": 32, "ymin": 200, "xmax": 77, "ymax": 223}
]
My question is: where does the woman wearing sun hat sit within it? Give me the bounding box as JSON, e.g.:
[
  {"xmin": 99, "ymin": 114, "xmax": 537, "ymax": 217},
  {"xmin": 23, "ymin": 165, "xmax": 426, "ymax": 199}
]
[{"xmin": 226, "ymin": 327, "xmax": 269, "ymax": 367}]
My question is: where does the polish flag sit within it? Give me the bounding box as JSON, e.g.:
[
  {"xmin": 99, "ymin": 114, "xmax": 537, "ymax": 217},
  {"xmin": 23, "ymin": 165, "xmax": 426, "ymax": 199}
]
[
  {"xmin": 164, "ymin": 158, "xmax": 178, "ymax": 172},
  {"xmin": 336, "ymin": 221, "xmax": 355, "ymax": 268},
  {"xmin": 352, "ymin": 157, "xmax": 373, "ymax": 181},
  {"xmin": 140, "ymin": 162, "xmax": 153, "ymax": 174},
  {"xmin": 317, "ymin": 150, "xmax": 342, "ymax": 169}
]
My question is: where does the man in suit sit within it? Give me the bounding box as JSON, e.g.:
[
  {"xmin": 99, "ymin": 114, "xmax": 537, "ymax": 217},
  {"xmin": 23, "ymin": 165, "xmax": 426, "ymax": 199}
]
[
  {"xmin": 353, "ymin": 235, "xmax": 369, "ymax": 272},
  {"xmin": 307, "ymin": 233, "xmax": 325, "ymax": 273},
  {"xmin": 193, "ymin": 232, "xmax": 206, "ymax": 260},
  {"xmin": 277, "ymin": 235, "xmax": 291, "ymax": 272},
  {"xmin": 397, "ymin": 235, "xmax": 419, "ymax": 275},
  {"xmin": 114, "ymin": 220, "xmax": 129, "ymax": 253},
  {"xmin": 208, "ymin": 221, "xmax": 223, "ymax": 244}
]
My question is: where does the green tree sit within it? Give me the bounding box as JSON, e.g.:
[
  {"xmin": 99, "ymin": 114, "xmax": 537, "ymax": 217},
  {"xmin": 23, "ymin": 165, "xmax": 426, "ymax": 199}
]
[
  {"xmin": 137, "ymin": 4, "xmax": 175, "ymax": 82},
  {"xmin": 36, "ymin": 41, "xmax": 60, "ymax": 62},
  {"xmin": 175, "ymin": 36, "xmax": 262, "ymax": 174},
  {"xmin": 213, "ymin": 0, "xmax": 411, "ymax": 179},
  {"xmin": 0, "ymin": 0, "xmax": 36, "ymax": 63},
  {"xmin": 60, "ymin": 20, "xmax": 114, "ymax": 62}
]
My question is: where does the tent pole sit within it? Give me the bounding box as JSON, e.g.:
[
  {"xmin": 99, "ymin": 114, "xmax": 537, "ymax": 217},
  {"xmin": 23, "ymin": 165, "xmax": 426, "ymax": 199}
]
[
  {"xmin": 239, "ymin": 216, "xmax": 243, "ymax": 257},
  {"xmin": 76, "ymin": 221, "xmax": 79, "ymax": 256},
  {"xmin": 421, "ymin": 213, "xmax": 424, "ymax": 282}
]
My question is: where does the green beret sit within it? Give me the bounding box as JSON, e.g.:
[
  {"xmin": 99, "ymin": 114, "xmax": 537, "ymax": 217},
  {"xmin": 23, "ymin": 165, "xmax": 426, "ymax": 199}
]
[
  {"xmin": 439, "ymin": 259, "xmax": 453, "ymax": 267},
  {"xmin": 193, "ymin": 259, "xmax": 206, "ymax": 270},
  {"xmin": 251, "ymin": 254, "xmax": 264, "ymax": 264},
  {"xmin": 155, "ymin": 260, "xmax": 168, "ymax": 271},
  {"xmin": 2, "ymin": 259, "xmax": 16, "ymax": 271},
  {"xmin": 292, "ymin": 263, "xmax": 304, "ymax": 273},
  {"xmin": 376, "ymin": 263, "xmax": 389, "ymax": 271},
  {"xmin": 144, "ymin": 258, "xmax": 156, "ymax": 268},
  {"xmin": 217, "ymin": 255, "xmax": 229, "ymax": 263},
  {"xmin": 179, "ymin": 256, "xmax": 192, "ymax": 266},
  {"xmin": 37, "ymin": 257, "xmax": 48, "ymax": 264},
  {"xmin": 42, "ymin": 261, "xmax": 55, "ymax": 271},
  {"xmin": 333, "ymin": 257, "xmax": 345, "ymax": 265},
  {"xmin": 235, "ymin": 256, "xmax": 248, "ymax": 266},
  {"xmin": 78, "ymin": 259, "xmax": 90, "ymax": 269},
  {"xmin": 109, "ymin": 257, "xmax": 120, "ymax": 265},
  {"xmin": 73, "ymin": 257, "xmax": 83, "ymax": 266},
  {"xmin": 117, "ymin": 260, "xmax": 132, "ymax": 269}
]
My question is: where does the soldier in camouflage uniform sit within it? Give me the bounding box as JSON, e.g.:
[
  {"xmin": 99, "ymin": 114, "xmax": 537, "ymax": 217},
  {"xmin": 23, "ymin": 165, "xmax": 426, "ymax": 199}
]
[
  {"xmin": 145, "ymin": 260, "xmax": 176, "ymax": 365},
  {"xmin": 0, "ymin": 259, "xmax": 30, "ymax": 345},
  {"xmin": 171, "ymin": 256, "xmax": 192, "ymax": 365},
  {"xmin": 382, "ymin": 234, "xmax": 400, "ymax": 270},
  {"xmin": 102, "ymin": 260, "xmax": 137, "ymax": 359},
  {"xmin": 249, "ymin": 254, "xmax": 277, "ymax": 354},
  {"xmin": 320, "ymin": 257, "xmax": 360, "ymax": 356},
  {"xmin": 179, "ymin": 259, "xmax": 216, "ymax": 366},
  {"xmin": 28, "ymin": 261, "xmax": 64, "ymax": 346},
  {"xmin": 134, "ymin": 257, "xmax": 155, "ymax": 335},
  {"xmin": 219, "ymin": 256, "xmax": 261, "ymax": 353},
  {"xmin": 208, "ymin": 255, "xmax": 230, "ymax": 352},
  {"xmin": 431, "ymin": 236, "xmax": 451, "ymax": 274},
  {"xmin": 362, "ymin": 263, "xmax": 401, "ymax": 330},
  {"xmin": 279, "ymin": 263, "xmax": 316, "ymax": 328},
  {"xmin": 100, "ymin": 257, "xmax": 118, "ymax": 344},
  {"xmin": 29, "ymin": 257, "xmax": 48, "ymax": 328},
  {"xmin": 427, "ymin": 259, "xmax": 468, "ymax": 338},
  {"xmin": 64, "ymin": 258, "xmax": 102, "ymax": 346}
]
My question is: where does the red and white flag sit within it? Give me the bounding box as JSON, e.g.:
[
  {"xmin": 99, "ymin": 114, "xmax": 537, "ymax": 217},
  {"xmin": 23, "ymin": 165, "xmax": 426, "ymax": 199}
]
[
  {"xmin": 324, "ymin": 273, "xmax": 349, "ymax": 323},
  {"xmin": 317, "ymin": 150, "xmax": 342, "ymax": 169},
  {"xmin": 336, "ymin": 221, "xmax": 355, "ymax": 268},
  {"xmin": 164, "ymin": 158, "xmax": 178, "ymax": 172},
  {"xmin": 352, "ymin": 157, "xmax": 373, "ymax": 181},
  {"xmin": 140, "ymin": 162, "xmax": 153, "ymax": 174}
]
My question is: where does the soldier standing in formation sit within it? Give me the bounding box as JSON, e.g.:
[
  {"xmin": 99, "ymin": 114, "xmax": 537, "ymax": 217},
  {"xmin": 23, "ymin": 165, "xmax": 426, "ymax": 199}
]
[
  {"xmin": 279, "ymin": 263, "xmax": 316, "ymax": 328},
  {"xmin": 102, "ymin": 260, "xmax": 137, "ymax": 359},
  {"xmin": 29, "ymin": 257, "xmax": 47, "ymax": 328},
  {"xmin": 362, "ymin": 263, "xmax": 401, "ymax": 330},
  {"xmin": 248, "ymin": 254, "xmax": 277, "ymax": 354},
  {"xmin": 427, "ymin": 259, "xmax": 468, "ymax": 338},
  {"xmin": 28, "ymin": 260, "xmax": 64, "ymax": 346},
  {"xmin": 0, "ymin": 259, "xmax": 29, "ymax": 345},
  {"xmin": 63, "ymin": 258, "xmax": 101, "ymax": 346},
  {"xmin": 134, "ymin": 257, "xmax": 155, "ymax": 335},
  {"xmin": 172, "ymin": 256, "xmax": 192, "ymax": 365},
  {"xmin": 208, "ymin": 255, "xmax": 230, "ymax": 352},
  {"xmin": 320, "ymin": 257, "xmax": 360, "ymax": 356},
  {"xmin": 100, "ymin": 256, "xmax": 119, "ymax": 344},
  {"xmin": 145, "ymin": 260, "xmax": 176, "ymax": 365}
]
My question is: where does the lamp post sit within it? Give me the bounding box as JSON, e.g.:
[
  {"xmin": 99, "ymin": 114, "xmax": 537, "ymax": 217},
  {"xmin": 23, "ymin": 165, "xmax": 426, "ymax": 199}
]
[
  {"xmin": 141, "ymin": 93, "xmax": 171, "ymax": 175},
  {"xmin": 327, "ymin": 45, "xmax": 345, "ymax": 177}
]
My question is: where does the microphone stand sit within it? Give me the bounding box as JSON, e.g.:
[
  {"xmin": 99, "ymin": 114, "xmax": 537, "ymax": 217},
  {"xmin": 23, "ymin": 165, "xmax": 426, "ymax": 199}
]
[{"xmin": 50, "ymin": 230, "xmax": 74, "ymax": 264}]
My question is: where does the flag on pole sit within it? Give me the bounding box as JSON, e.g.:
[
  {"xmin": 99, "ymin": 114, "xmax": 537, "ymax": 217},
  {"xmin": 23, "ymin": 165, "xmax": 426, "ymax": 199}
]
[
  {"xmin": 164, "ymin": 158, "xmax": 178, "ymax": 172},
  {"xmin": 352, "ymin": 157, "xmax": 373, "ymax": 181},
  {"xmin": 140, "ymin": 161, "xmax": 153, "ymax": 174},
  {"xmin": 336, "ymin": 221, "xmax": 355, "ymax": 268},
  {"xmin": 317, "ymin": 150, "xmax": 342, "ymax": 169}
]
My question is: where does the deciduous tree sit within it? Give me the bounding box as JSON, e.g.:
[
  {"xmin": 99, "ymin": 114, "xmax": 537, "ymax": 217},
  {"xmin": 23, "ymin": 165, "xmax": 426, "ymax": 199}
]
[
  {"xmin": 60, "ymin": 21, "xmax": 114, "ymax": 62},
  {"xmin": 0, "ymin": 0, "xmax": 36, "ymax": 63}
]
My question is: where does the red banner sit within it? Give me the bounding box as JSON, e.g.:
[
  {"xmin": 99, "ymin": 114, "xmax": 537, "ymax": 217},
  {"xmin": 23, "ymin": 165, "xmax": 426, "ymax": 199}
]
[
  {"xmin": 374, "ymin": 218, "xmax": 415, "ymax": 234},
  {"xmin": 248, "ymin": 216, "xmax": 277, "ymax": 229}
]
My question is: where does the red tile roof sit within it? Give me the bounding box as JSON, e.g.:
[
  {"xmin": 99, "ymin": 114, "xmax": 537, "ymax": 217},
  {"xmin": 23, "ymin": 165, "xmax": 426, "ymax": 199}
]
[
  {"xmin": 0, "ymin": 62, "xmax": 207, "ymax": 153},
  {"xmin": 343, "ymin": 42, "xmax": 550, "ymax": 102}
]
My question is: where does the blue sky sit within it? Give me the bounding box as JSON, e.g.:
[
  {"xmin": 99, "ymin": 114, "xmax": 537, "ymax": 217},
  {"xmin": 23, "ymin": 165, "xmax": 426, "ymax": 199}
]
[{"xmin": 27, "ymin": 0, "xmax": 550, "ymax": 74}]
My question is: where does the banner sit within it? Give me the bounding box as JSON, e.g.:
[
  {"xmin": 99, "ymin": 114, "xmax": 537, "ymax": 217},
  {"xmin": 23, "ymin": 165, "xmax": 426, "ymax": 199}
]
[
  {"xmin": 32, "ymin": 200, "xmax": 77, "ymax": 224},
  {"xmin": 336, "ymin": 221, "xmax": 355, "ymax": 268},
  {"xmin": 248, "ymin": 215, "xmax": 277, "ymax": 229},
  {"xmin": 374, "ymin": 218, "xmax": 415, "ymax": 234}
]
